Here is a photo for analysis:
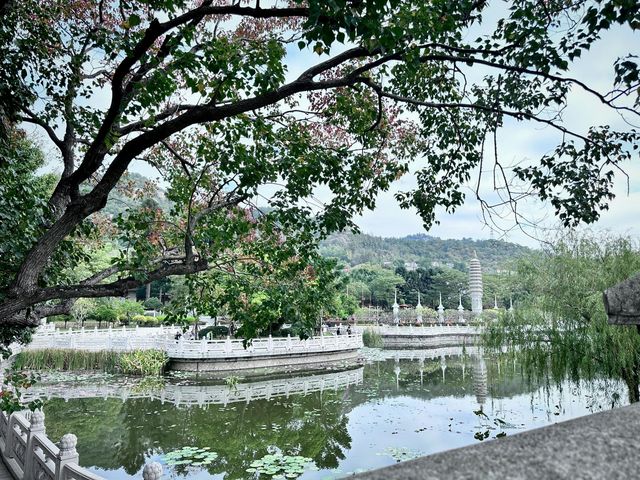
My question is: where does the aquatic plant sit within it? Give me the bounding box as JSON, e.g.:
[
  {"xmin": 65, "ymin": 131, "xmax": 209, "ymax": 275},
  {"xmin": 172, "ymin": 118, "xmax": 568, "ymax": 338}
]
[
  {"xmin": 377, "ymin": 447, "xmax": 424, "ymax": 463},
  {"xmin": 246, "ymin": 453, "xmax": 315, "ymax": 478},
  {"xmin": 162, "ymin": 447, "xmax": 218, "ymax": 467},
  {"xmin": 224, "ymin": 375, "xmax": 242, "ymax": 391},
  {"xmin": 362, "ymin": 329, "xmax": 383, "ymax": 348},
  {"xmin": 14, "ymin": 349, "xmax": 168, "ymax": 375},
  {"xmin": 14, "ymin": 349, "xmax": 120, "ymax": 372},
  {"xmin": 117, "ymin": 350, "xmax": 168, "ymax": 376}
]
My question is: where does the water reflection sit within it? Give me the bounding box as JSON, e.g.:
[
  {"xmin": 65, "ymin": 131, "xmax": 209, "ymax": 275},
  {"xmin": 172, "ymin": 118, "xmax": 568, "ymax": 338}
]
[{"xmin": 40, "ymin": 347, "xmax": 627, "ymax": 480}]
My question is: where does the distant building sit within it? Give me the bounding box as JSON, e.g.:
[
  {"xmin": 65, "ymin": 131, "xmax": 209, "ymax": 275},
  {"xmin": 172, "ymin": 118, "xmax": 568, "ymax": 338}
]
[
  {"xmin": 431, "ymin": 261, "xmax": 441, "ymax": 268},
  {"xmin": 382, "ymin": 261, "xmax": 393, "ymax": 268},
  {"xmin": 404, "ymin": 261, "xmax": 418, "ymax": 271}
]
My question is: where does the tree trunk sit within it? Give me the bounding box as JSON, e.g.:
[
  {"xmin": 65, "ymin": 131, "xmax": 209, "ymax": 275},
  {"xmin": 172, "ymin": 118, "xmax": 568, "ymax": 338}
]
[{"xmin": 145, "ymin": 283, "xmax": 151, "ymax": 301}]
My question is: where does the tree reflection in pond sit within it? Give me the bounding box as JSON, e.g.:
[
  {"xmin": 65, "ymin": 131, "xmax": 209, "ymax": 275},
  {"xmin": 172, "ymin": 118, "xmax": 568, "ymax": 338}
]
[{"xmin": 42, "ymin": 349, "xmax": 627, "ymax": 480}]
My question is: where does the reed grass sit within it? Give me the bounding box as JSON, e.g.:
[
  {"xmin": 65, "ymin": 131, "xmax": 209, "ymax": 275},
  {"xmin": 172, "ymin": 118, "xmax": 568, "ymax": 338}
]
[
  {"xmin": 14, "ymin": 349, "xmax": 168, "ymax": 376},
  {"xmin": 362, "ymin": 329, "xmax": 383, "ymax": 348}
]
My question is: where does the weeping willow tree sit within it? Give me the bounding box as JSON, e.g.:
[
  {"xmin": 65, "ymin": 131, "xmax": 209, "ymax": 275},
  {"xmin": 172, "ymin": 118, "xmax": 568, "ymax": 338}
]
[{"xmin": 486, "ymin": 232, "xmax": 640, "ymax": 403}]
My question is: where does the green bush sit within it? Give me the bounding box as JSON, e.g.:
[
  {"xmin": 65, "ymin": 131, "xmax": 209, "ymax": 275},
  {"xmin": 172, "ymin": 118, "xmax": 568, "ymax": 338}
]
[
  {"xmin": 143, "ymin": 297, "xmax": 163, "ymax": 310},
  {"xmin": 132, "ymin": 315, "xmax": 161, "ymax": 326},
  {"xmin": 362, "ymin": 329, "xmax": 383, "ymax": 348},
  {"xmin": 198, "ymin": 325, "xmax": 229, "ymax": 339},
  {"xmin": 271, "ymin": 328, "xmax": 292, "ymax": 338}
]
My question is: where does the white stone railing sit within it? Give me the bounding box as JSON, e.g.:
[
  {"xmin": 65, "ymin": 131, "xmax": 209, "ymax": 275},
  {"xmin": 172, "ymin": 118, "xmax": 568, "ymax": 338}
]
[
  {"xmin": 0, "ymin": 409, "xmax": 162, "ymax": 480},
  {"xmin": 21, "ymin": 367, "xmax": 364, "ymax": 407},
  {"xmin": 363, "ymin": 325, "xmax": 482, "ymax": 336},
  {"xmin": 373, "ymin": 345, "xmax": 482, "ymax": 361},
  {"xmin": 166, "ymin": 333, "xmax": 362, "ymax": 359},
  {"xmin": 27, "ymin": 327, "xmax": 363, "ymax": 359}
]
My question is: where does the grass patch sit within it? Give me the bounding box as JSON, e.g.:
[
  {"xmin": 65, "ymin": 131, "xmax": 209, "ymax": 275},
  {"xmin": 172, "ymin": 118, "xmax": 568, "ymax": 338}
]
[
  {"xmin": 362, "ymin": 329, "xmax": 383, "ymax": 348},
  {"xmin": 14, "ymin": 349, "xmax": 168, "ymax": 376}
]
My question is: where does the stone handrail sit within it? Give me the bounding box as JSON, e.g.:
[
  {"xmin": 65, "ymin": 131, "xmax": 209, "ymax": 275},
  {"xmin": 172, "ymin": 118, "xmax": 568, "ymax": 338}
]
[
  {"xmin": 0, "ymin": 409, "xmax": 161, "ymax": 480},
  {"xmin": 27, "ymin": 328, "xmax": 363, "ymax": 359},
  {"xmin": 364, "ymin": 325, "xmax": 482, "ymax": 336}
]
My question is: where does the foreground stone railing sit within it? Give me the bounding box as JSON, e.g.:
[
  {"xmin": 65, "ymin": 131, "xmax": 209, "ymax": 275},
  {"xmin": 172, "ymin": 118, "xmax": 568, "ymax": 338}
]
[
  {"xmin": 27, "ymin": 327, "xmax": 363, "ymax": 359},
  {"xmin": 0, "ymin": 409, "xmax": 162, "ymax": 480}
]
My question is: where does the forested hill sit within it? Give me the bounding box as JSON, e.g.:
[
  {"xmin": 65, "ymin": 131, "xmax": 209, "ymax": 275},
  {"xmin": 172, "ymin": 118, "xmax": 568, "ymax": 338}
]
[{"xmin": 319, "ymin": 233, "xmax": 532, "ymax": 272}]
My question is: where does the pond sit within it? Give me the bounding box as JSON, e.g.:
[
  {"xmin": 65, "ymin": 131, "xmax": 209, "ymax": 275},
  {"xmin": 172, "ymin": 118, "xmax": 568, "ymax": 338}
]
[{"xmin": 37, "ymin": 346, "xmax": 627, "ymax": 480}]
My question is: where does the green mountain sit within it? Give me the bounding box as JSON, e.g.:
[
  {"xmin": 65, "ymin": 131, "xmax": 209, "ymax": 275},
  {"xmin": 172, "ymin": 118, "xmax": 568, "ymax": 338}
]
[{"xmin": 319, "ymin": 232, "xmax": 531, "ymax": 273}]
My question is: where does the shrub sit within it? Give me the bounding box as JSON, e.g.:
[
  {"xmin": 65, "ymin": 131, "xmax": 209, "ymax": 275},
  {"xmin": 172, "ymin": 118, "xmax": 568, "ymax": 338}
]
[
  {"xmin": 143, "ymin": 297, "xmax": 163, "ymax": 310},
  {"xmin": 198, "ymin": 325, "xmax": 229, "ymax": 339},
  {"xmin": 132, "ymin": 315, "xmax": 160, "ymax": 326},
  {"xmin": 362, "ymin": 329, "xmax": 383, "ymax": 348},
  {"xmin": 271, "ymin": 328, "xmax": 292, "ymax": 338}
]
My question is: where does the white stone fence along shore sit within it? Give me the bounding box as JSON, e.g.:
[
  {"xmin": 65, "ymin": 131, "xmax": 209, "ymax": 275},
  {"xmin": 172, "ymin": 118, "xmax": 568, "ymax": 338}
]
[
  {"xmin": 0, "ymin": 409, "xmax": 162, "ymax": 480},
  {"xmin": 27, "ymin": 326, "xmax": 364, "ymax": 359},
  {"xmin": 367, "ymin": 325, "xmax": 482, "ymax": 336}
]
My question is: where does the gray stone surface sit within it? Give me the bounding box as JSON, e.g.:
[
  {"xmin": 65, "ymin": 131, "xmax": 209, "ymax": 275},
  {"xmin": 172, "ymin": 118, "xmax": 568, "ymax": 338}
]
[
  {"xmin": 604, "ymin": 272, "xmax": 640, "ymax": 324},
  {"xmin": 169, "ymin": 348, "xmax": 360, "ymax": 371},
  {"xmin": 353, "ymin": 402, "xmax": 640, "ymax": 479}
]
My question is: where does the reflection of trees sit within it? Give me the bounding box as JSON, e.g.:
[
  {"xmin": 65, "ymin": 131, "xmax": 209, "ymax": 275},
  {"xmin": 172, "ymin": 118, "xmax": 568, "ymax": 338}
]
[
  {"xmin": 41, "ymin": 352, "xmax": 605, "ymax": 479},
  {"xmin": 44, "ymin": 398, "xmax": 129, "ymax": 471},
  {"xmin": 44, "ymin": 385, "xmax": 353, "ymax": 478}
]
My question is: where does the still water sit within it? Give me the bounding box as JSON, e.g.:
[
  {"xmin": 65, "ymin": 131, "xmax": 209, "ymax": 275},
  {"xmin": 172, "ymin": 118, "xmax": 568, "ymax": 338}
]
[{"xmin": 39, "ymin": 346, "xmax": 627, "ymax": 479}]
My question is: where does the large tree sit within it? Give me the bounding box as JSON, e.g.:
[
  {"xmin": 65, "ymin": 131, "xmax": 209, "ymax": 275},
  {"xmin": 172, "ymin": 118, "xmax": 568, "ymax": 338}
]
[{"xmin": 0, "ymin": 0, "xmax": 638, "ymax": 328}]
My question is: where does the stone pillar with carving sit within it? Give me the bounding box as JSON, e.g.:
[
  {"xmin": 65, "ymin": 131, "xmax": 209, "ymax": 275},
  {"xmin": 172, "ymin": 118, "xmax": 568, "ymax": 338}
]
[
  {"xmin": 55, "ymin": 433, "xmax": 79, "ymax": 480},
  {"xmin": 24, "ymin": 409, "xmax": 46, "ymax": 479},
  {"xmin": 143, "ymin": 462, "xmax": 163, "ymax": 480},
  {"xmin": 457, "ymin": 294, "xmax": 465, "ymax": 324},
  {"xmin": 392, "ymin": 289, "xmax": 399, "ymax": 325},
  {"xmin": 416, "ymin": 291, "xmax": 423, "ymax": 324}
]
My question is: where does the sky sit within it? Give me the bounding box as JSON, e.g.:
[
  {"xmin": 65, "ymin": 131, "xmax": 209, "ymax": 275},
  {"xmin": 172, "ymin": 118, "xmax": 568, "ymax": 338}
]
[
  {"xmin": 26, "ymin": 3, "xmax": 640, "ymax": 249},
  {"xmin": 350, "ymin": 18, "xmax": 640, "ymax": 247}
]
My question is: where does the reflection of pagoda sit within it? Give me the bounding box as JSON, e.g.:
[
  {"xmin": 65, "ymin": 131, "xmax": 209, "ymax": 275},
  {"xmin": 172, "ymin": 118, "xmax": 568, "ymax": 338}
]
[
  {"xmin": 472, "ymin": 356, "xmax": 488, "ymax": 408},
  {"xmin": 469, "ymin": 251, "xmax": 483, "ymax": 314}
]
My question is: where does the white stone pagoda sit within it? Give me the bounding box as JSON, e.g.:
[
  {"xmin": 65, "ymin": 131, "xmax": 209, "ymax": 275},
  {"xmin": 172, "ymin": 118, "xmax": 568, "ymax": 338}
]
[{"xmin": 469, "ymin": 251, "xmax": 483, "ymax": 315}]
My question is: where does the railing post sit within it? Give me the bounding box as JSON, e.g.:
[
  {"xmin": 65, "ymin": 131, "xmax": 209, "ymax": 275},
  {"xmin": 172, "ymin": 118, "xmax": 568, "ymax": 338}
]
[
  {"xmin": 143, "ymin": 461, "xmax": 163, "ymax": 480},
  {"xmin": 268, "ymin": 335, "xmax": 273, "ymax": 353},
  {"xmin": 178, "ymin": 336, "xmax": 185, "ymax": 356},
  {"xmin": 55, "ymin": 433, "xmax": 79, "ymax": 480},
  {"xmin": 225, "ymin": 336, "xmax": 232, "ymax": 354},
  {"xmin": 5, "ymin": 413, "xmax": 17, "ymax": 459},
  {"xmin": 320, "ymin": 333, "xmax": 325, "ymax": 350},
  {"xmin": 286, "ymin": 334, "xmax": 292, "ymax": 351},
  {"xmin": 24, "ymin": 410, "xmax": 46, "ymax": 479}
]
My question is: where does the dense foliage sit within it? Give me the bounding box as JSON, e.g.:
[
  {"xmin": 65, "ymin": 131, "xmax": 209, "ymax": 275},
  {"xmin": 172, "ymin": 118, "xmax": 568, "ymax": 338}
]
[
  {"xmin": 0, "ymin": 0, "xmax": 637, "ymax": 339},
  {"xmin": 486, "ymin": 233, "xmax": 640, "ymax": 401},
  {"xmin": 320, "ymin": 233, "xmax": 530, "ymax": 272}
]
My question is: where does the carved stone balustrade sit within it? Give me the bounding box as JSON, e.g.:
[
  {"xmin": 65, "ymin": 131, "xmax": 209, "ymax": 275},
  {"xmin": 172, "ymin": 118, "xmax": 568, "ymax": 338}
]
[{"xmin": 0, "ymin": 409, "xmax": 161, "ymax": 480}]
